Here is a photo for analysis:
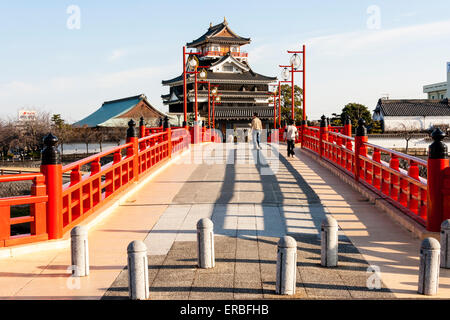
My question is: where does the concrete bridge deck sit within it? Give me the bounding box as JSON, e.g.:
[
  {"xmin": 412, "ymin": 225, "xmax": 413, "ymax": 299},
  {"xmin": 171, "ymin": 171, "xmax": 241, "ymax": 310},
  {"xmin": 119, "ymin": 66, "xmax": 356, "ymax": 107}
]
[{"xmin": 1, "ymin": 143, "xmax": 449, "ymax": 300}]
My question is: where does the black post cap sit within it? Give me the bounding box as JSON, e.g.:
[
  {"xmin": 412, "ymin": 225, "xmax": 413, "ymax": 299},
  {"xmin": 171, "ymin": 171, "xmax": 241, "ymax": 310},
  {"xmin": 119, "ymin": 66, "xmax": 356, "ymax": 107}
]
[
  {"xmin": 429, "ymin": 128, "xmax": 448, "ymax": 159},
  {"xmin": 159, "ymin": 118, "xmax": 163, "ymax": 127},
  {"xmin": 41, "ymin": 133, "xmax": 61, "ymax": 165},
  {"xmin": 182, "ymin": 120, "xmax": 187, "ymax": 127},
  {"xmin": 139, "ymin": 117, "xmax": 145, "ymax": 127},
  {"xmin": 356, "ymin": 118, "xmax": 367, "ymax": 137},
  {"xmin": 301, "ymin": 119, "xmax": 307, "ymax": 125},
  {"xmin": 320, "ymin": 115, "xmax": 328, "ymax": 128},
  {"xmin": 344, "ymin": 115, "xmax": 351, "ymax": 125},
  {"xmin": 163, "ymin": 116, "xmax": 170, "ymax": 129},
  {"xmin": 127, "ymin": 119, "xmax": 138, "ymax": 138}
]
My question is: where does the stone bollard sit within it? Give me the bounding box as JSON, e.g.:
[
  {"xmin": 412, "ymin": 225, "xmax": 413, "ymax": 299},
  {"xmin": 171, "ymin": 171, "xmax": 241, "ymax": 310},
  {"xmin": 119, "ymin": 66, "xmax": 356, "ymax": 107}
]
[
  {"xmin": 127, "ymin": 240, "xmax": 149, "ymax": 300},
  {"xmin": 276, "ymin": 236, "xmax": 297, "ymax": 295},
  {"xmin": 441, "ymin": 219, "xmax": 450, "ymax": 268},
  {"xmin": 70, "ymin": 226, "xmax": 89, "ymax": 277},
  {"xmin": 197, "ymin": 218, "xmax": 215, "ymax": 269},
  {"xmin": 321, "ymin": 216, "xmax": 338, "ymax": 267},
  {"xmin": 418, "ymin": 237, "xmax": 440, "ymax": 295}
]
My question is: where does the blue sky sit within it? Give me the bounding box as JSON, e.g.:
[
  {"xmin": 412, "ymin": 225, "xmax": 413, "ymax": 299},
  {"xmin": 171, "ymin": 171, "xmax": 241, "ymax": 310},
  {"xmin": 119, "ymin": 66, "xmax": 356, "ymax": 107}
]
[{"xmin": 0, "ymin": 0, "xmax": 449, "ymax": 122}]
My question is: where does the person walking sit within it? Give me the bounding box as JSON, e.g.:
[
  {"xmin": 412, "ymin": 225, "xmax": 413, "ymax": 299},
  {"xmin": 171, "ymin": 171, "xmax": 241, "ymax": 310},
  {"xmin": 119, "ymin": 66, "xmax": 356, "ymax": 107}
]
[
  {"xmin": 251, "ymin": 112, "xmax": 262, "ymax": 149},
  {"xmin": 284, "ymin": 119, "xmax": 298, "ymax": 157}
]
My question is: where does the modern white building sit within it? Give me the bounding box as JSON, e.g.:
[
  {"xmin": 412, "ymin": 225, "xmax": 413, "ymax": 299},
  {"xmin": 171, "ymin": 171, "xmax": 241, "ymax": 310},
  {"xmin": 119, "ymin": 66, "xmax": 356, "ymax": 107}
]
[{"xmin": 423, "ymin": 62, "xmax": 450, "ymax": 99}]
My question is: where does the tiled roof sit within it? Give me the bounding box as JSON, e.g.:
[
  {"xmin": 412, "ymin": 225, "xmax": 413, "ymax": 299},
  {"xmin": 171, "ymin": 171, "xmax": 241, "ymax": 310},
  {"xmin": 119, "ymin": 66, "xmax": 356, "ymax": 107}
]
[
  {"xmin": 74, "ymin": 94, "xmax": 165, "ymax": 127},
  {"xmin": 375, "ymin": 98, "xmax": 450, "ymax": 117},
  {"xmin": 186, "ymin": 21, "xmax": 250, "ymax": 47},
  {"xmin": 214, "ymin": 107, "xmax": 274, "ymax": 120}
]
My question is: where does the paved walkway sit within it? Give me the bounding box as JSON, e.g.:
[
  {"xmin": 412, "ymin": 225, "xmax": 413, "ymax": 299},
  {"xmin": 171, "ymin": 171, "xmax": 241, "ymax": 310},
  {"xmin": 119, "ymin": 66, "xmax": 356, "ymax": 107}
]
[{"xmin": 1, "ymin": 143, "xmax": 450, "ymax": 299}]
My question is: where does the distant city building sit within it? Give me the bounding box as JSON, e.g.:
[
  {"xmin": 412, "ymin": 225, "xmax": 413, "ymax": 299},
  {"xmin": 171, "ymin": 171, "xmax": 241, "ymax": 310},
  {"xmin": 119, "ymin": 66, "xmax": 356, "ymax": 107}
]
[
  {"xmin": 423, "ymin": 62, "xmax": 450, "ymax": 99},
  {"xmin": 18, "ymin": 110, "xmax": 36, "ymax": 122},
  {"xmin": 373, "ymin": 98, "xmax": 450, "ymax": 132},
  {"xmin": 161, "ymin": 18, "xmax": 277, "ymax": 137},
  {"xmin": 74, "ymin": 94, "xmax": 166, "ymax": 128}
]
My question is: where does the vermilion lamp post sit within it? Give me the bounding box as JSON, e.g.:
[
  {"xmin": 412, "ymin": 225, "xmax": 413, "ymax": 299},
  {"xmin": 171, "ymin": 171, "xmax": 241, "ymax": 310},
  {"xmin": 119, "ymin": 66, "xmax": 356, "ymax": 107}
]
[
  {"xmin": 267, "ymin": 87, "xmax": 278, "ymax": 129},
  {"xmin": 278, "ymin": 45, "xmax": 306, "ymax": 122},
  {"xmin": 185, "ymin": 53, "xmax": 207, "ymax": 143},
  {"xmin": 183, "ymin": 47, "xmax": 202, "ymax": 126}
]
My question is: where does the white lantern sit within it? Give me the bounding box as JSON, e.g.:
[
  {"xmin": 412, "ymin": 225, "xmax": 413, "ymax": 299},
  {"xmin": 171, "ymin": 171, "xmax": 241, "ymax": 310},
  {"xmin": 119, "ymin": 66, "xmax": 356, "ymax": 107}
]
[
  {"xmin": 281, "ymin": 67, "xmax": 290, "ymax": 81},
  {"xmin": 290, "ymin": 53, "xmax": 301, "ymax": 69},
  {"xmin": 199, "ymin": 69, "xmax": 207, "ymax": 79},
  {"xmin": 189, "ymin": 56, "xmax": 198, "ymax": 68}
]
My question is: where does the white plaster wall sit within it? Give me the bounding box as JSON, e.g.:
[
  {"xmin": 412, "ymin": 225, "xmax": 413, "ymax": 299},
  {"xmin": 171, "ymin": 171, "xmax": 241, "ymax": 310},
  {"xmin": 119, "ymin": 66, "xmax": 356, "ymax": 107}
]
[{"xmin": 384, "ymin": 116, "xmax": 450, "ymax": 132}]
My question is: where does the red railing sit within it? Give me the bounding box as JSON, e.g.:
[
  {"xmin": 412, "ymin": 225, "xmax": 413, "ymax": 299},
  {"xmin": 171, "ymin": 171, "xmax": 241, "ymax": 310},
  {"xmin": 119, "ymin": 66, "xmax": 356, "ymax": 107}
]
[
  {"xmin": 0, "ymin": 173, "xmax": 48, "ymax": 247},
  {"xmin": 0, "ymin": 123, "xmax": 193, "ymax": 247},
  {"xmin": 301, "ymin": 121, "xmax": 450, "ymax": 231}
]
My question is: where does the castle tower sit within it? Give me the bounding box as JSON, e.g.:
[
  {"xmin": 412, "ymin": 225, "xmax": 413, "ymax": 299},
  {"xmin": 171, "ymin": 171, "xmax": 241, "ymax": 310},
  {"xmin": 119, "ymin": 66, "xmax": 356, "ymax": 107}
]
[{"xmin": 161, "ymin": 18, "xmax": 277, "ymax": 137}]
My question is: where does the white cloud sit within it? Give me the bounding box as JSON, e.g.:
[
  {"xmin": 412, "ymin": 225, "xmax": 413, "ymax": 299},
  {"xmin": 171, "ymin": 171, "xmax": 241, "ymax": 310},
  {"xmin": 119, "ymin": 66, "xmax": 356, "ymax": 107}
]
[{"xmin": 107, "ymin": 49, "xmax": 128, "ymax": 62}]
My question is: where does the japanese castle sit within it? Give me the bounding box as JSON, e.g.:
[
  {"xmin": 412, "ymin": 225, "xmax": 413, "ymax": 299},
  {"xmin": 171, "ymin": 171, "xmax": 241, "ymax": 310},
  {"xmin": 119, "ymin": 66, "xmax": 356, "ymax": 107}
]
[{"xmin": 161, "ymin": 18, "xmax": 277, "ymax": 137}]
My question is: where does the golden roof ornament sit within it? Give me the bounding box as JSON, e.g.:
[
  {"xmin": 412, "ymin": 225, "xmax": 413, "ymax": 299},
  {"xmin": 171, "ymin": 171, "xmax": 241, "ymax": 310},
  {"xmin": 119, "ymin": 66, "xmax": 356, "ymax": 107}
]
[{"xmin": 223, "ymin": 16, "xmax": 228, "ymax": 25}]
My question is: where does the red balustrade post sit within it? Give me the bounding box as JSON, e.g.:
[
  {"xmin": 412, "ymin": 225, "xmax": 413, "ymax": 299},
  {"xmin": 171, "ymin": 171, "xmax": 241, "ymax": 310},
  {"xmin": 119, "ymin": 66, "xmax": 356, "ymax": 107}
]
[
  {"xmin": 373, "ymin": 148, "xmax": 382, "ymax": 190},
  {"xmin": 408, "ymin": 161, "xmax": 419, "ymax": 214},
  {"xmin": 354, "ymin": 119, "xmax": 368, "ymax": 182},
  {"xmin": 30, "ymin": 175, "xmax": 47, "ymax": 236},
  {"xmin": 163, "ymin": 116, "xmax": 172, "ymax": 158},
  {"xmin": 40, "ymin": 133, "xmax": 63, "ymax": 240},
  {"xmin": 126, "ymin": 119, "xmax": 139, "ymax": 181},
  {"xmin": 319, "ymin": 116, "xmax": 328, "ymax": 158},
  {"xmin": 139, "ymin": 117, "xmax": 146, "ymax": 138},
  {"xmin": 427, "ymin": 128, "xmax": 449, "ymax": 232},
  {"xmin": 301, "ymin": 120, "xmax": 307, "ymax": 148},
  {"xmin": 389, "ymin": 155, "xmax": 400, "ymax": 201},
  {"xmin": 344, "ymin": 116, "xmax": 352, "ymax": 137}
]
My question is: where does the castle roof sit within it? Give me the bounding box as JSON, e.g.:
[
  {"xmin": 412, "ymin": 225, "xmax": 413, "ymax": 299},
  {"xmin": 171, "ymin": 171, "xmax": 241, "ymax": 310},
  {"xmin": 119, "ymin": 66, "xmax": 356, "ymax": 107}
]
[{"xmin": 186, "ymin": 18, "xmax": 250, "ymax": 47}]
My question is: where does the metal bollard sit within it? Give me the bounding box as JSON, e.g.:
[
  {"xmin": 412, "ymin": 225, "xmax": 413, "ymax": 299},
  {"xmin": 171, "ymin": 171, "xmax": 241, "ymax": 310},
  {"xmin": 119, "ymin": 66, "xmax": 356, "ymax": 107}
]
[
  {"xmin": 441, "ymin": 219, "xmax": 450, "ymax": 268},
  {"xmin": 418, "ymin": 237, "xmax": 440, "ymax": 295},
  {"xmin": 197, "ymin": 218, "xmax": 215, "ymax": 269},
  {"xmin": 276, "ymin": 236, "xmax": 297, "ymax": 295},
  {"xmin": 321, "ymin": 216, "xmax": 338, "ymax": 267},
  {"xmin": 70, "ymin": 226, "xmax": 89, "ymax": 277},
  {"xmin": 127, "ymin": 240, "xmax": 149, "ymax": 300}
]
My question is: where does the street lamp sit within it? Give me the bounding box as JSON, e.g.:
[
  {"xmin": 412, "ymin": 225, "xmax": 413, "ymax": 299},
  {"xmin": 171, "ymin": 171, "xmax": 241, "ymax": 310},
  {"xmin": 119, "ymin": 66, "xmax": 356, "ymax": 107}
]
[
  {"xmin": 278, "ymin": 44, "xmax": 306, "ymax": 122},
  {"xmin": 182, "ymin": 47, "xmax": 201, "ymax": 127},
  {"xmin": 290, "ymin": 53, "xmax": 301, "ymax": 70},
  {"xmin": 281, "ymin": 67, "xmax": 290, "ymax": 81}
]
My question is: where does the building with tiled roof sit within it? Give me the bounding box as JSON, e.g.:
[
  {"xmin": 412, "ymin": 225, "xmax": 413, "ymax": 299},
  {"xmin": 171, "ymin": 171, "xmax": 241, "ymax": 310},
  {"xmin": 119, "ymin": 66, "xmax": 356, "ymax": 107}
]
[
  {"xmin": 74, "ymin": 94, "xmax": 166, "ymax": 128},
  {"xmin": 373, "ymin": 98, "xmax": 450, "ymax": 132},
  {"xmin": 161, "ymin": 18, "xmax": 277, "ymax": 137}
]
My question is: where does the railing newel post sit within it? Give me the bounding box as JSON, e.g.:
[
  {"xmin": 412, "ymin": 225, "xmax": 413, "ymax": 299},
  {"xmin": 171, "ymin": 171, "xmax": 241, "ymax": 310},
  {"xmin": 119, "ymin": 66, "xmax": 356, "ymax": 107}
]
[
  {"xmin": 40, "ymin": 133, "xmax": 63, "ymax": 240},
  {"xmin": 354, "ymin": 119, "xmax": 367, "ymax": 182},
  {"xmin": 427, "ymin": 128, "xmax": 449, "ymax": 232},
  {"xmin": 126, "ymin": 119, "xmax": 139, "ymax": 181}
]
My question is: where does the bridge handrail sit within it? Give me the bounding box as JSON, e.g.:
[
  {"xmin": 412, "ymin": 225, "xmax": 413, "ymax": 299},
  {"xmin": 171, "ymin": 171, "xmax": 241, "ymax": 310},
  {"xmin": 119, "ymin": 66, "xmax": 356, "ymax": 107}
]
[
  {"xmin": 301, "ymin": 122, "xmax": 443, "ymax": 229},
  {"xmin": 0, "ymin": 121, "xmax": 195, "ymax": 247}
]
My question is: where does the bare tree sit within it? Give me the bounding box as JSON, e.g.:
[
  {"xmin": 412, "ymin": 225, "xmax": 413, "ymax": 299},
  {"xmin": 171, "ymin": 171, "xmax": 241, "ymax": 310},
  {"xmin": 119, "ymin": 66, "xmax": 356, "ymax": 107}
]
[
  {"xmin": 78, "ymin": 125, "xmax": 96, "ymax": 155},
  {"xmin": 399, "ymin": 123, "xmax": 417, "ymax": 154}
]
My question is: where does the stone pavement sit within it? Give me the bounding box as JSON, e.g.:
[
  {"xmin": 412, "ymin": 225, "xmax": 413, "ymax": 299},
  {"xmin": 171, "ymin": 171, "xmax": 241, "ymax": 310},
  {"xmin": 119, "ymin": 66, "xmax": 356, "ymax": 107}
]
[
  {"xmin": 103, "ymin": 143, "xmax": 450, "ymax": 300},
  {"xmin": 2, "ymin": 142, "xmax": 450, "ymax": 299}
]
